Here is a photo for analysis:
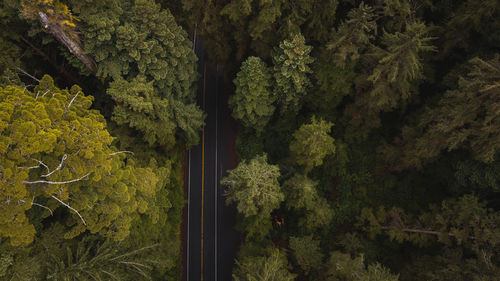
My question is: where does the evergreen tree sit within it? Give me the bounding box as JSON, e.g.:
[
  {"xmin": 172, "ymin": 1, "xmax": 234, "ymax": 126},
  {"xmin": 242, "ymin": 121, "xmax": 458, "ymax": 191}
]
[
  {"xmin": 380, "ymin": 56, "xmax": 500, "ymax": 170},
  {"xmin": 345, "ymin": 21, "xmax": 435, "ymax": 137},
  {"xmin": 289, "ymin": 235, "xmax": 323, "ymax": 275},
  {"xmin": 0, "ymin": 76, "xmax": 164, "ymax": 245},
  {"xmin": 229, "ymin": 56, "xmax": 275, "ymax": 134},
  {"xmin": 221, "ymin": 154, "xmax": 283, "ymax": 217},
  {"xmin": 273, "ymin": 33, "xmax": 314, "ymax": 113},
  {"xmin": 289, "ymin": 117, "xmax": 335, "ymax": 172},
  {"xmin": 327, "ymin": 3, "xmax": 377, "ymax": 66},
  {"xmin": 233, "ymin": 249, "xmax": 296, "ymax": 281},
  {"xmin": 68, "ymin": 0, "xmax": 203, "ymax": 147},
  {"xmin": 325, "ymin": 252, "xmax": 399, "ymax": 281},
  {"xmin": 283, "ymin": 174, "xmax": 334, "ymax": 232}
]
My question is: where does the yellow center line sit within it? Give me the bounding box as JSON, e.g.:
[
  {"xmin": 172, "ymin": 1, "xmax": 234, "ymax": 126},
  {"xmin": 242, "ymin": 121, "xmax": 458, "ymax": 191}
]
[{"xmin": 200, "ymin": 63, "xmax": 206, "ymax": 281}]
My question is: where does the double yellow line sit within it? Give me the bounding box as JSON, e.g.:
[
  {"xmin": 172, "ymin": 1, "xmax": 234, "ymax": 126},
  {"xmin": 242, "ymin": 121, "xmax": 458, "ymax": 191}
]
[{"xmin": 200, "ymin": 63, "xmax": 206, "ymax": 281}]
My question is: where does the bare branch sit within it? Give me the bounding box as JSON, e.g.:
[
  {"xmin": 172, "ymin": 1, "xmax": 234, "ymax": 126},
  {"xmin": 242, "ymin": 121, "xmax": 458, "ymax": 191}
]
[
  {"xmin": 16, "ymin": 67, "xmax": 40, "ymax": 83},
  {"xmin": 30, "ymin": 159, "xmax": 50, "ymax": 173},
  {"xmin": 41, "ymin": 154, "xmax": 67, "ymax": 177},
  {"xmin": 31, "ymin": 201, "xmax": 54, "ymax": 216},
  {"xmin": 65, "ymin": 92, "xmax": 80, "ymax": 114},
  {"xmin": 41, "ymin": 89, "xmax": 50, "ymax": 97},
  {"xmin": 51, "ymin": 195, "xmax": 86, "ymax": 225},
  {"xmin": 23, "ymin": 172, "xmax": 90, "ymax": 185},
  {"xmin": 109, "ymin": 151, "xmax": 134, "ymax": 156}
]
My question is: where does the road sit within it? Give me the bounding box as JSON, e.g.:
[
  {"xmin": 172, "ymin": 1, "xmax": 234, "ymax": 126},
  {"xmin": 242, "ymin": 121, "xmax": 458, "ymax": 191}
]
[{"xmin": 185, "ymin": 35, "xmax": 239, "ymax": 281}]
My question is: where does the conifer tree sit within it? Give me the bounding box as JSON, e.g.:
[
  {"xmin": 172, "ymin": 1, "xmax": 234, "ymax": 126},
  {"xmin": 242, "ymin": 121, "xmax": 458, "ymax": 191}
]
[
  {"xmin": 325, "ymin": 252, "xmax": 399, "ymax": 281},
  {"xmin": 358, "ymin": 194, "xmax": 500, "ymax": 258},
  {"xmin": 0, "ymin": 76, "xmax": 164, "ymax": 245},
  {"xmin": 221, "ymin": 154, "xmax": 283, "ymax": 217},
  {"xmin": 345, "ymin": 21, "xmax": 435, "ymax": 137},
  {"xmin": 289, "ymin": 235, "xmax": 323, "ymax": 275},
  {"xmin": 67, "ymin": 0, "xmax": 203, "ymax": 147},
  {"xmin": 327, "ymin": 3, "xmax": 377, "ymax": 66},
  {"xmin": 289, "ymin": 117, "xmax": 335, "ymax": 171},
  {"xmin": 283, "ymin": 174, "xmax": 334, "ymax": 232},
  {"xmin": 233, "ymin": 249, "xmax": 296, "ymax": 281},
  {"xmin": 380, "ymin": 56, "xmax": 500, "ymax": 170},
  {"xmin": 229, "ymin": 57, "xmax": 275, "ymax": 134},
  {"xmin": 273, "ymin": 33, "xmax": 314, "ymax": 113}
]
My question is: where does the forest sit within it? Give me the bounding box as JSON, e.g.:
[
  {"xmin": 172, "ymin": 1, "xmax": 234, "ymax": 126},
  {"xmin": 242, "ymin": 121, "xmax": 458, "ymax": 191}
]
[{"xmin": 0, "ymin": 0, "xmax": 499, "ymax": 280}]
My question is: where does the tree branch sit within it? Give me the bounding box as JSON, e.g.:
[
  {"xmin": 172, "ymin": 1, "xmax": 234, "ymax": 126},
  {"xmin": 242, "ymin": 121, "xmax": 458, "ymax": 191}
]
[
  {"xmin": 41, "ymin": 154, "xmax": 67, "ymax": 177},
  {"xmin": 109, "ymin": 151, "xmax": 134, "ymax": 156},
  {"xmin": 51, "ymin": 195, "xmax": 86, "ymax": 225},
  {"xmin": 16, "ymin": 67, "xmax": 40, "ymax": 82},
  {"xmin": 23, "ymin": 172, "xmax": 90, "ymax": 185},
  {"xmin": 31, "ymin": 199, "xmax": 54, "ymax": 216}
]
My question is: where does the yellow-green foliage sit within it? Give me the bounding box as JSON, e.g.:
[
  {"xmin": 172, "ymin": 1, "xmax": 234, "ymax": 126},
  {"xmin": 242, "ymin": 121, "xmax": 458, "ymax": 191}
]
[{"xmin": 0, "ymin": 75, "xmax": 162, "ymax": 246}]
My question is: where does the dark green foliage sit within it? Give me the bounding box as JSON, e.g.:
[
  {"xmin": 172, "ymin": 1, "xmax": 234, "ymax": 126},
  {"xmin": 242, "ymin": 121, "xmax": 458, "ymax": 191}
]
[
  {"xmin": 325, "ymin": 252, "xmax": 399, "ymax": 281},
  {"xmin": 381, "ymin": 56, "xmax": 500, "ymax": 170},
  {"xmin": 233, "ymin": 249, "xmax": 296, "ymax": 281},
  {"xmin": 273, "ymin": 33, "xmax": 314, "ymax": 113},
  {"xmin": 229, "ymin": 57, "xmax": 275, "ymax": 134},
  {"xmin": 289, "ymin": 117, "xmax": 335, "ymax": 172},
  {"xmin": 289, "ymin": 235, "xmax": 323, "ymax": 275},
  {"xmin": 69, "ymin": 0, "xmax": 203, "ymax": 148}
]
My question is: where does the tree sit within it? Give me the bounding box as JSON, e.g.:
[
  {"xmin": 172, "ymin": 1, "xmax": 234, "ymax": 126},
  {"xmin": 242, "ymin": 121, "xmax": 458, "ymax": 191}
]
[
  {"xmin": 358, "ymin": 194, "xmax": 500, "ymax": 267},
  {"xmin": 46, "ymin": 237, "xmax": 158, "ymax": 281},
  {"xmin": 325, "ymin": 252, "xmax": 399, "ymax": 281},
  {"xmin": 221, "ymin": 154, "xmax": 283, "ymax": 217},
  {"xmin": 0, "ymin": 75, "xmax": 164, "ymax": 246},
  {"xmin": 273, "ymin": 33, "xmax": 314, "ymax": 113},
  {"xmin": 283, "ymin": 174, "xmax": 334, "ymax": 232},
  {"xmin": 358, "ymin": 194, "xmax": 500, "ymax": 280},
  {"xmin": 21, "ymin": 0, "xmax": 97, "ymax": 74},
  {"xmin": 289, "ymin": 117, "xmax": 335, "ymax": 171},
  {"xmin": 326, "ymin": 3, "xmax": 377, "ymax": 66},
  {"xmin": 345, "ymin": 21, "xmax": 435, "ymax": 137},
  {"xmin": 380, "ymin": 56, "xmax": 500, "ymax": 170},
  {"xmin": 233, "ymin": 249, "xmax": 296, "ymax": 281},
  {"xmin": 220, "ymin": 0, "xmax": 284, "ymax": 41},
  {"xmin": 67, "ymin": 0, "xmax": 203, "ymax": 147},
  {"xmin": 289, "ymin": 235, "xmax": 323, "ymax": 275},
  {"xmin": 229, "ymin": 57, "xmax": 275, "ymax": 134}
]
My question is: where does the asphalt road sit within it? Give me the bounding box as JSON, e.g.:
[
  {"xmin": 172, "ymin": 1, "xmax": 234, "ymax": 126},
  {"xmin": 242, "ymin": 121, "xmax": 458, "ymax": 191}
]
[{"xmin": 186, "ymin": 35, "xmax": 239, "ymax": 281}]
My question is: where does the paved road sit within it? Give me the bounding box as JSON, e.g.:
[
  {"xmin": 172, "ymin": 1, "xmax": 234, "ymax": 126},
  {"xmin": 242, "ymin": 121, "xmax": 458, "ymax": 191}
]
[{"xmin": 186, "ymin": 34, "xmax": 239, "ymax": 281}]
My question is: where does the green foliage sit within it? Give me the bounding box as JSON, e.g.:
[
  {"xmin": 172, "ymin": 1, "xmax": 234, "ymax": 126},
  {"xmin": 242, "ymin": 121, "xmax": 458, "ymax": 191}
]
[
  {"xmin": 345, "ymin": 20, "xmax": 435, "ymax": 138},
  {"xmin": 233, "ymin": 249, "xmax": 296, "ymax": 281},
  {"xmin": 289, "ymin": 235, "xmax": 323, "ymax": 275},
  {"xmin": 368, "ymin": 22, "xmax": 436, "ymax": 109},
  {"xmin": 358, "ymin": 194, "xmax": 500, "ymax": 258},
  {"xmin": 46, "ymin": 237, "xmax": 159, "ymax": 280},
  {"xmin": 325, "ymin": 252, "xmax": 399, "ymax": 281},
  {"xmin": 68, "ymin": 0, "xmax": 203, "ymax": 147},
  {"xmin": 0, "ymin": 76, "xmax": 163, "ymax": 245},
  {"xmin": 108, "ymin": 77, "xmax": 176, "ymax": 147},
  {"xmin": 283, "ymin": 174, "xmax": 334, "ymax": 232},
  {"xmin": 289, "ymin": 117, "xmax": 335, "ymax": 171},
  {"xmin": 327, "ymin": 3, "xmax": 377, "ymax": 66},
  {"xmin": 230, "ymin": 57, "xmax": 275, "ymax": 134},
  {"xmin": 273, "ymin": 33, "xmax": 314, "ymax": 112},
  {"xmin": 381, "ymin": 56, "xmax": 500, "ymax": 170},
  {"xmin": 221, "ymin": 154, "xmax": 283, "ymax": 217},
  {"xmin": 220, "ymin": 0, "xmax": 284, "ymax": 41}
]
